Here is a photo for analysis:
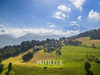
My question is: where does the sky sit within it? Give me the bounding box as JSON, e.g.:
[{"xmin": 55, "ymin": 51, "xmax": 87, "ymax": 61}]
[{"xmin": 0, "ymin": 0, "xmax": 100, "ymax": 38}]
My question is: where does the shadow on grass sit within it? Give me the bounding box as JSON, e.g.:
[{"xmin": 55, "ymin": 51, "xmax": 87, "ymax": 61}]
[
  {"xmin": 21, "ymin": 57, "xmax": 33, "ymax": 63},
  {"xmin": 5, "ymin": 70, "xmax": 11, "ymax": 75}
]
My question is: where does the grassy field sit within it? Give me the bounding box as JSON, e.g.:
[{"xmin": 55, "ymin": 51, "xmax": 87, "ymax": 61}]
[
  {"xmin": 2, "ymin": 46, "xmax": 100, "ymax": 75},
  {"xmin": 2, "ymin": 48, "xmax": 56, "ymax": 66},
  {"xmin": 76, "ymin": 37, "xmax": 100, "ymax": 48}
]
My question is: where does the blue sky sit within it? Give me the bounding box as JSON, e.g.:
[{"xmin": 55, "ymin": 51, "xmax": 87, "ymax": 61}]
[{"xmin": 0, "ymin": 0, "xmax": 100, "ymax": 37}]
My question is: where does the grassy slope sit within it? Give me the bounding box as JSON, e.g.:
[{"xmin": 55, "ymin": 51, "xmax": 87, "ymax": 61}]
[
  {"xmin": 2, "ymin": 48, "xmax": 34, "ymax": 66},
  {"xmin": 2, "ymin": 45, "xmax": 100, "ymax": 75},
  {"xmin": 55, "ymin": 46, "xmax": 100, "ymax": 75},
  {"xmin": 76, "ymin": 37, "xmax": 100, "ymax": 48},
  {"xmin": 2, "ymin": 48, "xmax": 56, "ymax": 66}
]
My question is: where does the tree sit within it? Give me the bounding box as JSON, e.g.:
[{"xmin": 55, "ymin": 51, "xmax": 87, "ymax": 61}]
[
  {"xmin": 8, "ymin": 62, "xmax": 12, "ymax": 71},
  {"xmin": 84, "ymin": 62, "xmax": 94, "ymax": 75},
  {"xmin": 84, "ymin": 62, "xmax": 91, "ymax": 71},
  {"xmin": 92, "ymin": 44, "xmax": 96, "ymax": 48},
  {"xmin": 22, "ymin": 52, "xmax": 33, "ymax": 62},
  {"xmin": 56, "ymin": 50, "xmax": 62, "ymax": 55},
  {"xmin": 86, "ymin": 70, "xmax": 94, "ymax": 75},
  {"xmin": 0, "ymin": 57, "xmax": 2, "ymax": 63},
  {"xmin": 0, "ymin": 63, "xmax": 4, "ymax": 74}
]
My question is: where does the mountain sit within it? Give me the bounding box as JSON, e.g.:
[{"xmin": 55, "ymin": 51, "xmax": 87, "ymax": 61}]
[
  {"xmin": 0, "ymin": 33, "xmax": 60, "ymax": 48},
  {"xmin": 18, "ymin": 33, "xmax": 60, "ymax": 41},
  {"xmin": 0, "ymin": 35, "xmax": 16, "ymax": 48},
  {"xmin": 63, "ymin": 25, "xmax": 87, "ymax": 33},
  {"xmin": 1, "ymin": 28, "xmax": 99, "ymax": 48}
]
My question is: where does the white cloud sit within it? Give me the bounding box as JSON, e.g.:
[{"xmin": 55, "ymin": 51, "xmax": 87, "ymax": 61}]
[
  {"xmin": 58, "ymin": 5, "xmax": 71, "ymax": 12},
  {"xmin": 71, "ymin": 21, "xmax": 77, "ymax": 25},
  {"xmin": 0, "ymin": 24, "xmax": 4, "ymax": 27},
  {"xmin": 71, "ymin": 21, "xmax": 80, "ymax": 27},
  {"xmin": 47, "ymin": 22, "xmax": 56, "ymax": 28},
  {"xmin": 70, "ymin": 0, "xmax": 86, "ymax": 11},
  {"xmin": 0, "ymin": 28, "xmax": 80, "ymax": 38},
  {"xmin": 49, "ymin": 24, "xmax": 56, "ymax": 28},
  {"xmin": 88, "ymin": 10, "xmax": 100, "ymax": 20},
  {"xmin": 99, "ymin": 2, "xmax": 100, "ymax": 4},
  {"xmin": 54, "ymin": 11, "xmax": 66, "ymax": 19},
  {"xmin": 77, "ymin": 16, "xmax": 82, "ymax": 21},
  {"xmin": 62, "ymin": 13, "xmax": 66, "ymax": 18}
]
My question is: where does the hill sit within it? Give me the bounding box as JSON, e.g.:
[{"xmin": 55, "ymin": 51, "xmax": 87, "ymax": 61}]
[
  {"xmin": 2, "ymin": 48, "xmax": 57, "ymax": 66},
  {"xmin": 0, "ymin": 35, "xmax": 17, "ymax": 48},
  {"xmin": 76, "ymin": 37, "xmax": 100, "ymax": 48},
  {"xmin": 1, "ymin": 46, "xmax": 100, "ymax": 75},
  {"xmin": 1, "ymin": 29, "xmax": 100, "ymax": 75},
  {"xmin": 68, "ymin": 28, "xmax": 100, "ymax": 40}
]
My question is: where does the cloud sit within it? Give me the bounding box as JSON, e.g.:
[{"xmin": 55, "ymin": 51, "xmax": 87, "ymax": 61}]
[
  {"xmin": 47, "ymin": 22, "xmax": 56, "ymax": 28},
  {"xmin": 88, "ymin": 10, "xmax": 100, "ymax": 20},
  {"xmin": 49, "ymin": 24, "xmax": 56, "ymax": 28},
  {"xmin": 0, "ymin": 28, "xmax": 80, "ymax": 38},
  {"xmin": 54, "ymin": 11, "xmax": 66, "ymax": 19},
  {"xmin": 71, "ymin": 21, "xmax": 77, "ymax": 25},
  {"xmin": 99, "ymin": 2, "xmax": 100, "ymax": 4},
  {"xmin": 71, "ymin": 21, "xmax": 80, "ymax": 27},
  {"xmin": 58, "ymin": 5, "xmax": 71, "ymax": 12},
  {"xmin": 0, "ymin": 24, "xmax": 4, "ymax": 27},
  {"xmin": 77, "ymin": 16, "xmax": 82, "ymax": 21},
  {"xmin": 70, "ymin": 0, "xmax": 86, "ymax": 11}
]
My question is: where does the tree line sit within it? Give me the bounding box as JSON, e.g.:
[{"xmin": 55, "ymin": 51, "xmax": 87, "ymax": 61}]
[
  {"xmin": 67, "ymin": 29, "xmax": 100, "ymax": 40},
  {"xmin": 0, "ymin": 40, "xmax": 46, "ymax": 59},
  {"xmin": 0, "ymin": 37, "xmax": 84, "ymax": 61}
]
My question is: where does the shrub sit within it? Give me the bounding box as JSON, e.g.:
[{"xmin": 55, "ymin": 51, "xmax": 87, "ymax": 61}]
[
  {"xmin": 84, "ymin": 62, "xmax": 94, "ymax": 75},
  {"xmin": 84, "ymin": 62, "xmax": 91, "ymax": 71},
  {"xmin": 8, "ymin": 62, "xmax": 12, "ymax": 71},
  {"xmin": 0, "ymin": 57, "xmax": 2, "ymax": 63},
  {"xmin": 92, "ymin": 44, "xmax": 96, "ymax": 48},
  {"xmin": 22, "ymin": 52, "xmax": 33, "ymax": 62},
  {"xmin": 0, "ymin": 63, "xmax": 4, "ymax": 74},
  {"xmin": 56, "ymin": 50, "xmax": 62, "ymax": 55}
]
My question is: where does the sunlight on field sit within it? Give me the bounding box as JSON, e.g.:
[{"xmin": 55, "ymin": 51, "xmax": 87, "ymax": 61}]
[
  {"xmin": 2, "ymin": 48, "xmax": 56, "ymax": 66},
  {"xmin": 2, "ymin": 46, "xmax": 100, "ymax": 75},
  {"xmin": 2, "ymin": 48, "xmax": 34, "ymax": 66},
  {"xmin": 76, "ymin": 37, "xmax": 100, "ymax": 47}
]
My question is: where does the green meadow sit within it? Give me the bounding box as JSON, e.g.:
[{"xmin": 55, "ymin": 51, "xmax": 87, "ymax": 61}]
[{"xmin": 1, "ymin": 46, "xmax": 100, "ymax": 75}]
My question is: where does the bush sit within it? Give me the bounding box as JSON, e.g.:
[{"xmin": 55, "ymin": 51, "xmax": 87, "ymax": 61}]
[
  {"xmin": 8, "ymin": 62, "xmax": 12, "ymax": 71},
  {"xmin": 84, "ymin": 62, "xmax": 94, "ymax": 75},
  {"xmin": 86, "ymin": 55, "xmax": 98, "ymax": 62},
  {"xmin": 22, "ymin": 52, "xmax": 33, "ymax": 62},
  {"xmin": 0, "ymin": 63, "xmax": 4, "ymax": 74},
  {"xmin": 86, "ymin": 70, "xmax": 94, "ymax": 75},
  {"xmin": 0, "ymin": 57, "xmax": 2, "ymax": 63},
  {"xmin": 92, "ymin": 44, "xmax": 96, "ymax": 48},
  {"xmin": 56, "ymin": 50, "xmax": 62, "ymax": 55},
  {"xmin": 84, "ymin": 62, "xmax": 91, "ymax": 71}
]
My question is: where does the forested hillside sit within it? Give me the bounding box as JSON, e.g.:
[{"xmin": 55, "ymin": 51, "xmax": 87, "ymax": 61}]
[{"xmin": 68, "ymin": 29, "xmax": 100, "ymax": 40}]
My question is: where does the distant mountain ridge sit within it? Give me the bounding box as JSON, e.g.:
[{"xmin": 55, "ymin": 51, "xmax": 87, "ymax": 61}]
[
  {"xmin": 0, "ymin": 28, "xmax": 100, "ymax": 48},
  {"xmin": 0, "ymin": 33, "xmax": 60, "ymax": 48},
  {"xmin": 0, "ymin": 35, "xmax": 16, "ymax": 48}
]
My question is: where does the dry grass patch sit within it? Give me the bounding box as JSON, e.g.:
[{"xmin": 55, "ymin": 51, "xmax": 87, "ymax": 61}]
[
  {"xmin": 2, "ymin": 48, "xmax": 57, "ymax": 66},
  {"xmin": 76, "ymin": 37, "xmax": 100, "ymax": 47}
]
